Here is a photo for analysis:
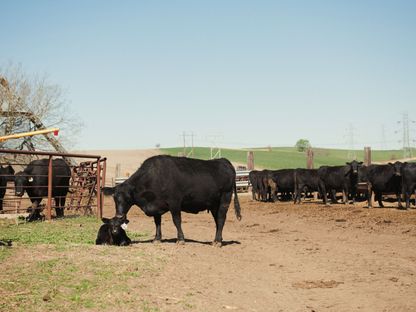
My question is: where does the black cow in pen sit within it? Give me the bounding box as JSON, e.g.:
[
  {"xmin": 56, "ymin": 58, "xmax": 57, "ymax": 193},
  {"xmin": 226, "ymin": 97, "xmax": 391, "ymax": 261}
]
[
  {"xmin": 14, "ymin": 158, "xmax": 71, "ymax": 221},
  {"xmin": 0, "ymin": 165, "xmax": 15, "ymax": 212},
  {"xmin": 358, "ymin": 162, "xmax": 403, "ymax": 208},
  {"xmin": 294, "ymin": 169, "xmax": 328, "ymax": 205},
  {"xmin": 318, "ymin": 160, "xmax": 363, "ymax": 204},
  {"xmin": 401, "ymin": 162, "xmax": 416, "ymax": 209},
  {"xmin": 103, "ymin": 155, "xmax": 242, "ymax": 246},
  {"xmin": 267, "ymin": 169, "xmax": 295, "ymax": 201}
]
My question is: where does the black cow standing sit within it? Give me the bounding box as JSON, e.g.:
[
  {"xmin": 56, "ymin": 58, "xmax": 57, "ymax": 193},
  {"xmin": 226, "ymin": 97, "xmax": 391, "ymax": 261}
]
[
  {"xmin": 401, "ymin": 162, "xmax": 416, "ymax": 209},
  {"xmin": 103, "ymin": 155, "xmax": 242, "ymax": 246},
  {"xmin": 248, "ymin": 170, "xmax": 260, "ymax": 200},
  {"xmin": 358, "ymin": 162, "xmax": 403, "ymax": 208},
  {"xmin": 15, "ymin": 158, "xmax": 71, "ymax": 221},
  {"xmin": 318, "ymin": 161, "xmax": 363, "ymax": 204},
  {"xmin": 267, "ymin": 169, "xmax": 295, "ymax": 201},
  {"xmin": 96, "ymin": 217, "xmax": 131, "ymax": 246},
  {"xmin": 294, "ymin": 169, "xmax": 328, "ymax": 205},
  {"xmin": 0, "ymin": 165, "xmax": 15, "ymax": 212}
]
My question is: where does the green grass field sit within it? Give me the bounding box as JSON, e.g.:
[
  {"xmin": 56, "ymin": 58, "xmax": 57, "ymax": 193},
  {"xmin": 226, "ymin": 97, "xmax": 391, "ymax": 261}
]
[
  {"xmin": 161, "ymin": 147, "xmax": 414, "ymax": 169},
  {"xmin": 0, "ymin": 217, "xmax": 159, "ymax": 312}
]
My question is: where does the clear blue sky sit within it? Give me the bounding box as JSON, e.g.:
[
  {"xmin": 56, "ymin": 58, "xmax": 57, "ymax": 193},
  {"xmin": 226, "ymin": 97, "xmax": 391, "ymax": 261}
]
[{"xmin": 1, "ymin": 0, "xmax": 415, "ymax": 150}]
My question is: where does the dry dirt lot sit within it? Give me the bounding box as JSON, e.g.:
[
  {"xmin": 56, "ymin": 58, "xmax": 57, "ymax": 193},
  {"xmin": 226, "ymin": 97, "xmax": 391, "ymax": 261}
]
[{"xmin": 101, "ymin": 194, "xmax": 416, "ymax": 312}]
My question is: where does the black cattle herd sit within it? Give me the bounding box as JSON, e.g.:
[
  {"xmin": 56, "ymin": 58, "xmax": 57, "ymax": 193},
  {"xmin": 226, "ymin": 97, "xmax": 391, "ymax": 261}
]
[
  {"xmin": 0, "ymin": 156, "xmax": 415, "ymax": 247},
  {"xmin": 249, "ymin": 160, "xmax": 416, "ymax": 209}
]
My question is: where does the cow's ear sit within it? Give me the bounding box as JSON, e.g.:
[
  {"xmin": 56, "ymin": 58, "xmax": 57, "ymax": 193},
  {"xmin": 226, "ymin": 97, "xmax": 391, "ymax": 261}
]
[
  {"xmin": 124, "ymin": 219, "xmax": 129, "ymax": 224},
  {"xmin": 358, "ymin": 162, "xmax": 363, "ymax": 165},
  {"xmin": 102, "ymin": 218, "xmax": 111, "ymax": 224},
  {"xmin": 346, "ymin": 162, "xmax": 351, "ymax": 165},
  {"xmin": 102, "ymin": 187, "xmax": 115, "ymax": 196}
]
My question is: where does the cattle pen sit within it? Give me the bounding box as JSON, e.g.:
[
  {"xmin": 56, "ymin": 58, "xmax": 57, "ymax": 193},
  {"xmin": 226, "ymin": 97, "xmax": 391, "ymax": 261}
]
[{"xmin": 0, "ymin": 149, "xmax": 107, "ymax": 220}]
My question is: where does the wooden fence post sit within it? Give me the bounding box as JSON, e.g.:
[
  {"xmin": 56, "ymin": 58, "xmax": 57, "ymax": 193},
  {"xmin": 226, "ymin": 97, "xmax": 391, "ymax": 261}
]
[
  {"xmin": 364, "ymin": 147, "xmax": 371, "ymax": 166},
  {"xmin": 247, "ymin": 151, "xmax": 254, "ymax": 170},
  {"xmin": 306, "ymin": 148, "xmax": 314, "ymax": 169}
]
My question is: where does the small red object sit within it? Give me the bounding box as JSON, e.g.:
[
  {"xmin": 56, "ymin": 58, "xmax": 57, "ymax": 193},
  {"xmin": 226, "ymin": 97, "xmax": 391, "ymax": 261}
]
[{"xmin": 53, "ymin": 130, "xmax": 59, "ymax": 136}]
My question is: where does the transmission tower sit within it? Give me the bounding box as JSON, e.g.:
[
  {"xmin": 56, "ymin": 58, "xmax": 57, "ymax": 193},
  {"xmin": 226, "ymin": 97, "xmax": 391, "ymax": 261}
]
[
  {"xmin": 181, "ymin": 131, "xmax": 194, "ymax": 157},
  {"xmin": 207, "ymin": 134, "xmax": 223, "ymax": 159},
  {"xmin": 397, "ymin": 112, "xmax": 414, "ymax": 159}
]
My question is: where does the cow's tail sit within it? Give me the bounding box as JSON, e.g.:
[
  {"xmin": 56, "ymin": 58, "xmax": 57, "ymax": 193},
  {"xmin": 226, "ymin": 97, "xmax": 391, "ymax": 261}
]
[
  {"xmin": 293, "ymin": 170, "xmax": 298, "ymax": 203},
  {"xmin": 233, "ymin": 181, "xmax": 242, "ymax": 221}
]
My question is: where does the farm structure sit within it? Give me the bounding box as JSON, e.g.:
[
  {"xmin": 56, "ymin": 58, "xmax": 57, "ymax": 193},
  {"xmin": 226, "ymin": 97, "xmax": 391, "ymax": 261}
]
[{"xmin": 0, "ymin": 149, "xmax": 107, "ymax": 220}]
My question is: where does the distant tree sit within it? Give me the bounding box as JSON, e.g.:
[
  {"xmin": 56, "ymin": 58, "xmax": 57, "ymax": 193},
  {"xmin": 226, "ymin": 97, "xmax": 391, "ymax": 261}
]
[
  {"xmin": 0, "ymin": 64, "xmax": 83, "ymax": 150},
  {"xmin": 295, "ymin": 139, "xmax": 311, "ymax": 152}
]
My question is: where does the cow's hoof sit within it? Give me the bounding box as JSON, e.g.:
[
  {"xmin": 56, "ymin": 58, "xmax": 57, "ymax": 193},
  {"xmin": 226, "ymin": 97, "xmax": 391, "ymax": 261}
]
[
  {"xmin": 211, "ymin": 241, "xmax": 222, "ymax": 248},
  {"xmin": 152, "ymin": 239, "xmax": 161, "ymax": 244},
  {"xmin": 176, "ymin": 240, "xmax": 185, "ymax": 245}
]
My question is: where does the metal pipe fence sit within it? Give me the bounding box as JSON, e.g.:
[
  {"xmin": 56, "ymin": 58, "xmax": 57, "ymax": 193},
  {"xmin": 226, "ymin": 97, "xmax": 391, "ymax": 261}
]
[{"xmin": 0, "ymin": 149, "xmax": 106, "ymax": 220}]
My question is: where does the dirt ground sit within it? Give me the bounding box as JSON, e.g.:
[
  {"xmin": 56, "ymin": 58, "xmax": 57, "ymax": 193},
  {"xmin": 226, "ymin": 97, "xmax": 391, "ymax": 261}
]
[{"xmin": 101, "ymin": 194, "xmax": 416, "ymax": 312}]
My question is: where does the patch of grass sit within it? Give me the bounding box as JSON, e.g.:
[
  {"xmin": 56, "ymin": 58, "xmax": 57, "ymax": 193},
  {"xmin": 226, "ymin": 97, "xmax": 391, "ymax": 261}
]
[
  {"xmin": 0, "ymin": 216, "xmax": 147, "ymax": 247},
  {"xmin": 0, "ymin": 244, "xmax": 161, "ymax": 312},
  {"xmin": 0, "ymin": 215, "xmax": 156, "ymax": 311}
]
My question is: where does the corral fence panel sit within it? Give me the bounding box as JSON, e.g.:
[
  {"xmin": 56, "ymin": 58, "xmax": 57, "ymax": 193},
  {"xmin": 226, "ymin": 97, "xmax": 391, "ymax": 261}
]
[{"xmin": 0, "ymin": 149, "xmax": 106, "ymax": 220}]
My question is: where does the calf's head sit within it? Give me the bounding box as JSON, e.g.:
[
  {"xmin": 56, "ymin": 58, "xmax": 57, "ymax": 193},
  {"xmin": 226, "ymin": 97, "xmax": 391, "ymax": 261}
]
[
  {"xmin": 14, "ymin": 172, "xmax": 32, "ymax": 197},
  {"xmin": 102, "ymin": 217, "xmax": 129, "ymax": 236}
]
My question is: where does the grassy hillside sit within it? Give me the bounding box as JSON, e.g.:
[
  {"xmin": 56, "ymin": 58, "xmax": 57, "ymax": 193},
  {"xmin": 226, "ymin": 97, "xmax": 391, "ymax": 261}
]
[{"xmin": 161, "ymin": 147, "xmax": 413, "ymax": 169}]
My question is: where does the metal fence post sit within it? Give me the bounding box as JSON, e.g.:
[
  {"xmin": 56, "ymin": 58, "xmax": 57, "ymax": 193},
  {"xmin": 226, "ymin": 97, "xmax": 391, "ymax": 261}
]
[
  {"xmin": 46, "ymin": 155, "xmax": 53, "ymax": 220},
  {"xmin": 96, "ymin": 158, "xmax": 102, "ymax": 219}
]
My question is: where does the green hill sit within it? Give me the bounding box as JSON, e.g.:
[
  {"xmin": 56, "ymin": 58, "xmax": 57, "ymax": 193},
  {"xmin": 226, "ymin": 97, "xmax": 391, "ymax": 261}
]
[{"xmin": 160, "ymin": 147, "xmax": 413, "ymax": 169}]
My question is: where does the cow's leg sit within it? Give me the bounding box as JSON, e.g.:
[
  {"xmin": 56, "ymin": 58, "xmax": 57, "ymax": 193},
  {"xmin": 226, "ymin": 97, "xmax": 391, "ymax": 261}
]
[
  {"xmin": 330, "ymin": 189, "xmax": 338, "ymax": 204},
  {"xmin": 268, "ymin": 179, "xmax": 278, "ymax": 202},
  {"xmin": 294, "ymin": 185, "xmax": 300, "ymax": 204},
  {"xmin": 367, "ymin": 183, "xmax": 373, "ymax": 208},
  {"xmin": 212, "ymin": 192, "xmax": 232, "ymax": 246},
  {"xmin": 153, "ymin": 214, "xmax": 162, "ymax": 243},
  {"xmin": 397, "ymin": 191, "xmax": 404, "ymax": 209},
  {"xmin": 27, "ymin": 199, "xmax": 42, "ymax": 222},
  {"xmin": 319, "ymin": 183, "xmax": 329, "ymax": 206},
  {"xmin": 59, "ymin": 196, "xmax": 66, "ymax": 217},
  {"xmin": 342, "ymin": 189, "xmax": 348, "ymax": 204},
  {"xmin": 54, "ymin": 197, "xmax": 64, "ymax": 218},
  {"xmin": 171, "ymin": 210, "xmax": 185, "ymax": 244},
  {"xmin": 405, "ymin": 188, "xmax": 411, "ymax": 209},
  {"xmin": 376, "ymin": 192, "xmax": 384, "ymax": 208}
]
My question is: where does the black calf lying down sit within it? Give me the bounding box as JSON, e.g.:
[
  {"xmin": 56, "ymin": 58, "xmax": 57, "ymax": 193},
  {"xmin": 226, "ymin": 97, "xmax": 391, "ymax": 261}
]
[{"xmin": 96, "ymin": 217, "xmax": 131, "ymax": 246}]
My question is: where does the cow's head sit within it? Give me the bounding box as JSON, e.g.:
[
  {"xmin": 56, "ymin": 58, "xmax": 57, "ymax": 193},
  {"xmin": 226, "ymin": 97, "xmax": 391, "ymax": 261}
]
[
  {"xmin": 103, "ymin": 183, "xmax": 135, "ymax": 217},
  {"xmin": 346, "ymin": 160, "xmax": 363, "ymax": 175},
  {"xmin": 14, "ymin": 171, "xmax": 32, "ymax": 197},
  {"xmin": 388, "ymin": 161, "xmax": 403, "ymax": 176},
  {"xmin": 102, "ymin": 216, "xmax": 129, "ymax": 236},
  {"xmin": 0, "ymin": 165, "xmax": 15, "ymax": 182}
]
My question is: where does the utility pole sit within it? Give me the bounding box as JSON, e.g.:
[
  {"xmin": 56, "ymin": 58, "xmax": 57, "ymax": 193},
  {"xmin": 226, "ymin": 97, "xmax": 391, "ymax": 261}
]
[
  {"xmin": 346, "ymin": 123, "xmax": 356, "ymax": 160},
  {"xmin": 381, "ymin": 124, "xmax": 387, "ymax": 150}
]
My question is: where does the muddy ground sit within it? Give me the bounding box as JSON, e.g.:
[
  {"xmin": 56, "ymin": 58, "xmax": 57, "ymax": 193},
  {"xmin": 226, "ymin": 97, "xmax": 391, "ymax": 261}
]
[{"xmin": 101, "ymin": 194, "xmax": 416, "ymax": 312}]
